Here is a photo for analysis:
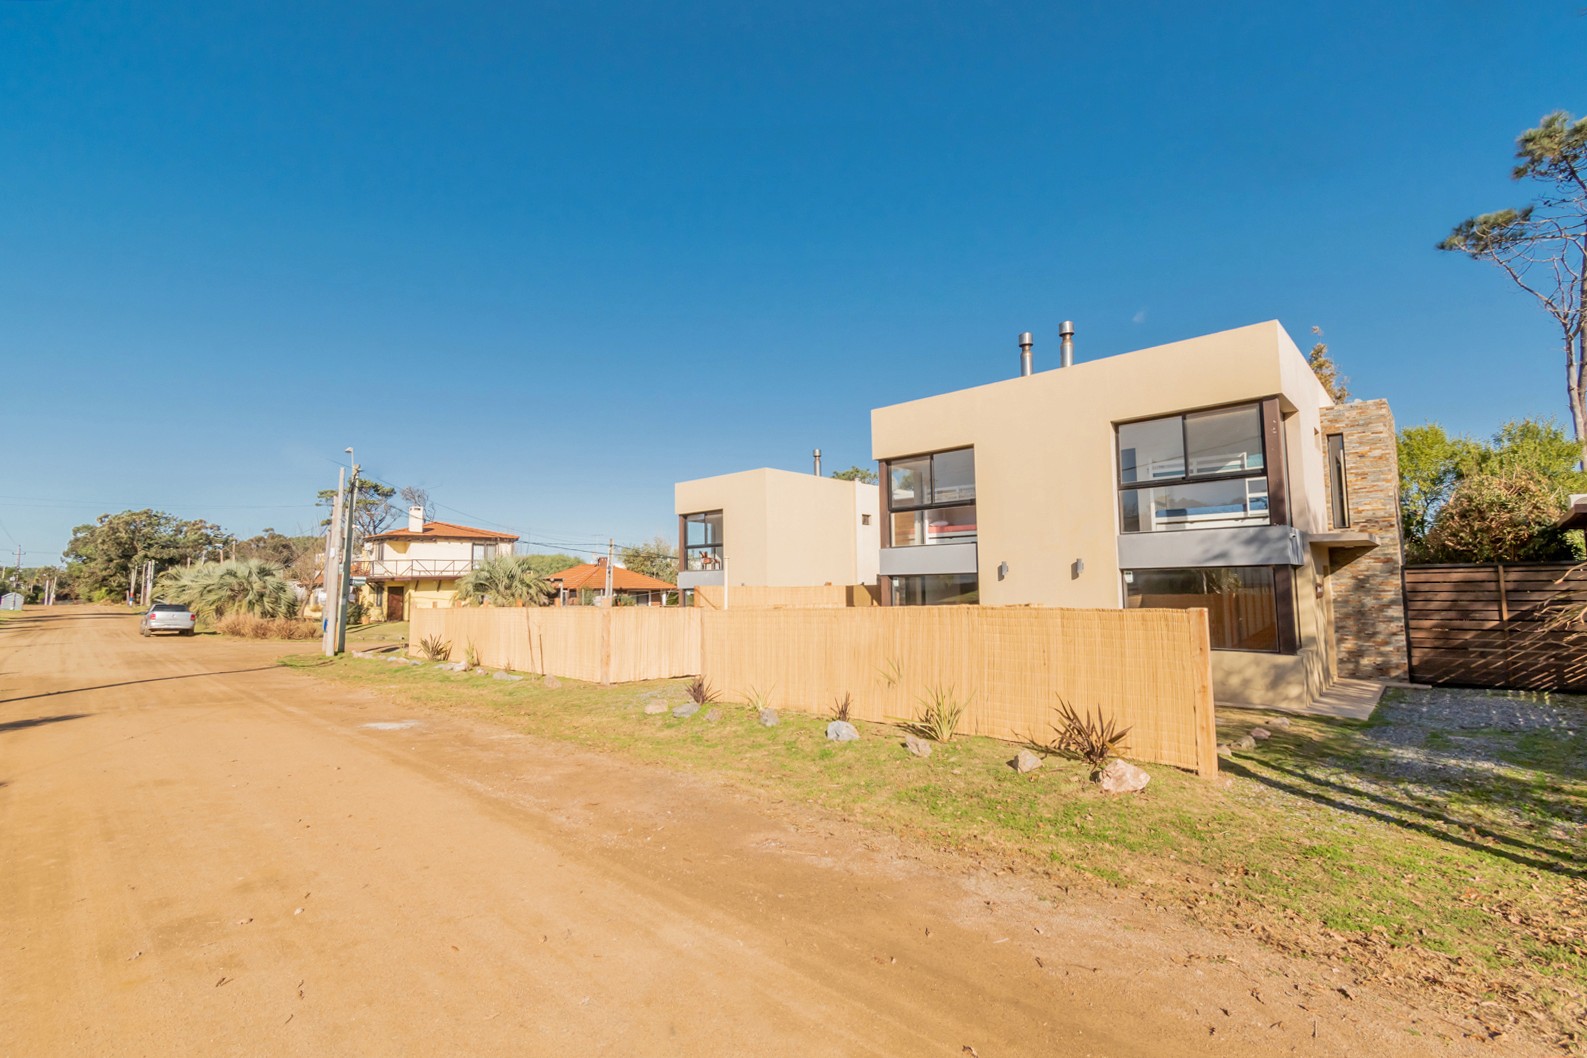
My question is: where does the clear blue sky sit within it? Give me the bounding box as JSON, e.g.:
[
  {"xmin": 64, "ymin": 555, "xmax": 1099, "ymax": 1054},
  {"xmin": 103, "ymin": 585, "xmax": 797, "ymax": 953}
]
[{"xmin": 3, "ymin": 1, "xmax": 1584, "ymax": 564}]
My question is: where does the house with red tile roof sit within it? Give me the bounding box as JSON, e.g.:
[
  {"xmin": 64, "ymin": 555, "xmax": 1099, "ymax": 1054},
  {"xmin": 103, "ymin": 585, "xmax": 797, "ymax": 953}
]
[
  {"xmin": 353, "ymin": 507, "xmax": 519, "ymax": 620},
  {"xmin": 548, "ymin": 557, "xmax": 676, "ymax": 605}
]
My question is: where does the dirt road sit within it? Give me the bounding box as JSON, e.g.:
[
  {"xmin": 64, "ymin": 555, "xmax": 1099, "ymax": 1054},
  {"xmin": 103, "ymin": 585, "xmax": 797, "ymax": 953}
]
[{"xmin": 0, "ymin": 609, "xmax": 1525, "ymax": 1057}]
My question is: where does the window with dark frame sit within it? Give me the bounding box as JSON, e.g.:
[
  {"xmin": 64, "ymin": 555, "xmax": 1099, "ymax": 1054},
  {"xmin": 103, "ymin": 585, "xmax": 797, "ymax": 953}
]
[
  {"xmin": 1117, "ymin": 403, "xmax": 1270, "ymax": 533},
  {"xmin": 1123, "ymin": 566, "xmax": 1283, "ymax": 652},
  {"xmin": 1326, "ymin": 433, "xmax": 1349, "ymax": 529},
  {"xmin": 682, "ymin": 510, "xmax": 724, "ymax": 572},
  {"xmin": 890, "ymin": 573, "xmax": 979, "ymax": 606},
  {"xmin": 886, "ymin": 447, "xmax": 977, "ymax": 547}
]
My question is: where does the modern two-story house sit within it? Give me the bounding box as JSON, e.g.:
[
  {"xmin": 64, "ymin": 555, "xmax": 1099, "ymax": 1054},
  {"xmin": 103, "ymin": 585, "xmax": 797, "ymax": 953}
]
[
  {"xmin": 674, "ymin": 468, "xmax": 880, "ymax": 593},
  {"xmin": 869, "ymin": 320, "xmax": 1407, "ymax": 707},
  {"xmin": 354, "ymin": 508, "xmax": 518, "ymax": 621}
]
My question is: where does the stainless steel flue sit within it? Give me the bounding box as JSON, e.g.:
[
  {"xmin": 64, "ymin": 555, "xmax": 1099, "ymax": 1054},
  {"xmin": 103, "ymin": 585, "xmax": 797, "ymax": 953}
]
[
  {"xmin": 813, "ymin": 448, "xmax": 822, "ymax": 476},
  {"xmin": 1059, "ymin": 320, "xmax": 1075, "ymax": 368},
  {"xmin": 1018, "ymin": 331, "xmax": 1033, "ymax": 377}
]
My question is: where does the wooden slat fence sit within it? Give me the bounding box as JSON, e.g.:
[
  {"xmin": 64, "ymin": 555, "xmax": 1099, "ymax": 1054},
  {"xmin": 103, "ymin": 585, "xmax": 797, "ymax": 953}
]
[{"xmin": 1404, "ymin": 563, "xmax": 1587, "ymax": 691}]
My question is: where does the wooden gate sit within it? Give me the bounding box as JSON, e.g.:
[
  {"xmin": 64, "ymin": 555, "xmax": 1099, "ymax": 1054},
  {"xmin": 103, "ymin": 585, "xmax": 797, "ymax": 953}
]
[{"xmin": 1404, "ymin": 563, "xmax": 1587, "ymax": 690}]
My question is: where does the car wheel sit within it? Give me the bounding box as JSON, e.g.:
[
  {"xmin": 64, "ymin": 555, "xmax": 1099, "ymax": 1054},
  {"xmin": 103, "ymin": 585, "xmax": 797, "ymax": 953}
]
[
  {"xmin": 180, "ymin": 629, "xmax": 195, "ymax": 636},
  {"xmin": 140, "ymin": 627, "xmax": 150, "ymax": 637}
]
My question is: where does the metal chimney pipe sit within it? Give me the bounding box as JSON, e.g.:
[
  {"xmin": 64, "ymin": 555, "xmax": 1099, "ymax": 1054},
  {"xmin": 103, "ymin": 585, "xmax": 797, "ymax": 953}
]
[
  {"xmin": 1018, "ymin": 332, "xmax": 1033, "ymax": 377},
  {"xmin": 1059, "ymin": 320, "xmax": 1075, "ymax": 368},
  {"xmin": 813, "ymin": 448, "xmax": 822, "ymax": 476}
]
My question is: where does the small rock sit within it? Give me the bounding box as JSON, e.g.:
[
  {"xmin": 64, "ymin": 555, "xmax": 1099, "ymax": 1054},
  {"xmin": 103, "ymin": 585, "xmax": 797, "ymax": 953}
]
[
  {"xmin": 1266, "ymin": 715, "xmax": 1292, "ymax": 728},
  {"xmin": 904, "ymin": 733, "xmax": 933, "ymax": 758},
  {"xmin": 643, "ymin": 702, "xmax": 668, "ymax": 715},
  {"xmin": 543, "ymin": 675, "xmax": 561, "ymax": 689},
  {"xmin": 826, "ymin": 720, "xmax": 859, "ymax": 742},
  {"xmin": 1217, "ymin": 743, "xmax": 1234, "ymax": 758},
  {"xmin": 704, "ymin": 708, "xmax": 721, "ymax": 722},
  {"xmin": 672, "ymin": 703, "xmax": 700, "ymax": 718},
  {"xmin": 758, "ymin": 709, "xmax": 779, "ymax": 727},
  {"xmin": 492, "ymin": 671, "xmax": 523, "ymax": 682},
  {"xmin": 1234, "ymin": 734, "xmax": 1257, "ymax": 750},
  {"xmin": 1249, "ymin": 727, "xmax": 1271, "ymax": 741},
  {"xmin": 1097, "ymin": 759, "xmax": 1150, "ymax": 794},
  {"xmin": 1013, "ymin": 749, "xmax": 1043, "ymax": 774}
]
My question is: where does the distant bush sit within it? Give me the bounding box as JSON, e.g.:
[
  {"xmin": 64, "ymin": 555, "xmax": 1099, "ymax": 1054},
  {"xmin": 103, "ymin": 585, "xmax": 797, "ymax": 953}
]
[{"xmin": 215, "ymin": 613, "xmax": 320, "ymax": 640}]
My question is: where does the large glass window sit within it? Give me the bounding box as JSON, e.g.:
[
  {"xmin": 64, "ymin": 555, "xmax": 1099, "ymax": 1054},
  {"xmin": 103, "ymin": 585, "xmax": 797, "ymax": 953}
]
[
  {"xmin": 683, "ymin": 511, "xmax": 724, "ymax": 571},
  {"xmin": 471, "ymin": 542, "xmax": 495, "ymax": 565},
  {"xmin": 1123, "ymin": 566, "xmax": 1280, "ymax": 652},
  {"xmin": 886, "ymin": 448, "xmax": 976, "ymax": 546},
  {"xmin": 1117, "ymin": 403, "xmax": 1268, "ymax": 533},
  {"xmin": 891, "ymin": 573, "xmax": 979, "ymax": 606}
]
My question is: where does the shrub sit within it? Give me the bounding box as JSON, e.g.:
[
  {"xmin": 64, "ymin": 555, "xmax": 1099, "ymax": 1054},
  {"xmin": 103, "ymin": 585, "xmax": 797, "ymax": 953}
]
[
  {"xmin": 1046, "ymin": 699, "xmax": 1132, "ymax": 773},
  {"xmin": 417, "ymin": 634, "xmax": 452, "ymax": 661},
  {"xmin": 909, "ymin": 685, "xmax": 966, "ymax": 743},
  {"xmin": 687, "ymin": 678, "xmax": 720, "ymax": 706},
  {"xmin": 829, "ymin": 691, "xmax": 854, "ymax": 723},
  {"xmin": 155, "ymin": 559, "xmax": 301, "ymax": 619},
  {"xmin": 464, "ymin": 642, "xmax": 480, "ymax": 668},
  {"xmin": 745, "ymin": 685, "xmax": 774, "ymax": 711},
  {"xmin": 1424, "ymin": 467, "xmax": 1580, "ymax": 562},
  {"xmin": 215, "ymin": 613, "xmax": 320, "ymax": 640}
]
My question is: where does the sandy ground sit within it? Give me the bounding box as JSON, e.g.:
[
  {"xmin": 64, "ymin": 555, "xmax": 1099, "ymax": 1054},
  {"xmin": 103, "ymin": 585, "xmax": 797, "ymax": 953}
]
[{"xmin": 0, "ymin": 608, "xmax": 1536, "ymax": 1057}]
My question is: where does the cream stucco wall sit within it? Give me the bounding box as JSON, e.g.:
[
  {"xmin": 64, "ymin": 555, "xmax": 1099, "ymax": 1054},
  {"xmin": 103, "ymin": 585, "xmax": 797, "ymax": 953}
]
[
  {"xmin": 870, "ymin": 320, "xmax": 1339, "ymax": 707},
  {"xmin": 674, "ymin": 469, "xmax": 880, "ymax": 588}
]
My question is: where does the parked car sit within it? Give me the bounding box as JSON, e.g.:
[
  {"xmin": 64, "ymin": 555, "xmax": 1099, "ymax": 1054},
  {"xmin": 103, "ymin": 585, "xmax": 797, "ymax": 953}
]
[{"xmin": 141, "ymin": 603, "xmax": 197, "ymax": 637}]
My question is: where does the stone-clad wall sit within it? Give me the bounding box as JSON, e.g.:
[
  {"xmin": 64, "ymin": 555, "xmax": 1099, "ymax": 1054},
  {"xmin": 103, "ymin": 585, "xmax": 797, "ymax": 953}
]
[{"xmin": 1319, "ymin": 399, "xmax": 1408, "ymax": 680}]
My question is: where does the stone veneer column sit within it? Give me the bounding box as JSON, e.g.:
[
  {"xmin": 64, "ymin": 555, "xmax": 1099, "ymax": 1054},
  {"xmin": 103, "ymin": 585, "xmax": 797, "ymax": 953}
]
[{"xmin": 1318, "ymin": 399, "xmax": 1408, "ymax": 680}]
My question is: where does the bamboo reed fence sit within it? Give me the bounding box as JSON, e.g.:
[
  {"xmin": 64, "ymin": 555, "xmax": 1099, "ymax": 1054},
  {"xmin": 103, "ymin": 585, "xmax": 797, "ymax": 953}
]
[
  {"xmin": 692, "ymin": 584, "xmax": 879, "ymax": 609},
  {"xmin": 698, "ymin": 606, "xmax": 1217, "ymax": 776},
  {"xmin": 408, "ymin": 603, "xmax": 1217, "ymax": 775},
  {"xmin": 410, "ymin": 606, "xmax": 702, "ymax": 684}
]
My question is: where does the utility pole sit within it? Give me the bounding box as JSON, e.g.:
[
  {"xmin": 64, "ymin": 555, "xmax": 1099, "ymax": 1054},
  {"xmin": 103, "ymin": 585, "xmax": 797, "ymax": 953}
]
[
  {"xmin": 335, "ymin": 462, "xmax": 360, "ymax": 653},
  {"xmin": 322, "ymin": 467, "xmax": 346, "ymax": 656},
  {"xmin": 605, "ymin": 538, "xmax": 614, "ymax": 601}
]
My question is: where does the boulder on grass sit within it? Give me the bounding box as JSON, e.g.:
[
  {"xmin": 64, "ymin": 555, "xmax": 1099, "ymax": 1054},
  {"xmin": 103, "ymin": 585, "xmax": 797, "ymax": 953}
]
[
  {"xmin": 1217, "ymin": 743, "xmax": 1234, "ymax": 758},
  {"xmin": 826, "ymin": 720, "xmax": 859, "ymax": 742},
  {"xmin": 1234, "ymin": 734, "xmax": 1257, "ymax": 750},
  {"xmin": 643, "ymin": 702, "xmax": 668, "ymax": 715},
  {"xmin": 543, "ymin": 675, "xmax": 561, "ymax": 689},
  {"xmin": 1266, "ymin": 715, "xmax": 1292, "ymax": 728},
  {"xmin": 758, "ymin": 709, "xmax": 779, "ymax": 727},
  {"xmin": 903, "ymin": 733, "xmax": 933, "ymax": 758},
  {"xmin": 492, "ymin": 671, "xmax": 523, "ymax": 682},
  {"xmin": 1097, "ymin": 759, "xmax": 1150, "ymax": 795},
  {"xmin": 672, "ymin": 703, "xmax": 700, "ymax": 719},
  {"xmin": 704, "ymin": 709, "xmax": 721, "ymax": 723},
  {"xmin": 1249, "ymin": 726, "xmax": 1271, "ymax": 741},
  {"xmin": 1013, "ymin": 749, "xmax": 1043, "ymax": 774}
]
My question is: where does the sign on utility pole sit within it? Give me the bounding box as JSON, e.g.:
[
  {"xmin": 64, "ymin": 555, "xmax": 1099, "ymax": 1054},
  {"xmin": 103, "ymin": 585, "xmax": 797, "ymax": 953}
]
[{"xmin": 322, "ymin": 467, "xmax": 346, "ymax": 657}]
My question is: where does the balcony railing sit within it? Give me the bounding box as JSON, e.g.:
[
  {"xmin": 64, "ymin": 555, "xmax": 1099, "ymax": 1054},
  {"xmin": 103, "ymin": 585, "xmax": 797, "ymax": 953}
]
[{"xmin": 351, "ymin": 558, "xmax": 481, "ymax": 580}]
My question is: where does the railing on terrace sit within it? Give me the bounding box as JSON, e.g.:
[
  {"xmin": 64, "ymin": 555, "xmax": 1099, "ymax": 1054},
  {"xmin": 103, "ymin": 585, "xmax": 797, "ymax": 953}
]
[{"xmin": 351, "ymin": 558, "xmax": 479, "ymax": 580}]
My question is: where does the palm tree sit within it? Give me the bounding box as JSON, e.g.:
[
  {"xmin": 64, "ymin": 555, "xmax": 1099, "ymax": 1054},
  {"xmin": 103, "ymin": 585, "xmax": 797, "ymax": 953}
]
[
  {"xmin": 155, "ymin": 559, "xmax": 301, "ymax": 618},
  {"xmin": 453, "ymin": 555, "xmax": 555, "ymax": 607}
]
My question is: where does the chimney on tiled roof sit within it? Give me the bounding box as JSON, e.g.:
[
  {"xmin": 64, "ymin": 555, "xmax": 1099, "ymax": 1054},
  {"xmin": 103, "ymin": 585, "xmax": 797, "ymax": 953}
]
[{"xmin": 407, "ymin": 506, "xmax": 424, "ymax": 533}]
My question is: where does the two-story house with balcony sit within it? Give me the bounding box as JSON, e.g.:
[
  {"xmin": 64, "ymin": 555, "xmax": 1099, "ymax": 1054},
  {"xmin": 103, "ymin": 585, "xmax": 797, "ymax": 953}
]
[
  {"xmin": 869, "ymin": 320, "xmax": 1407, "ymax": 708},
  {"xmin": 355, "ymin": 507, "xmax": 518, "ymax": 621},
  {"xmin": 674, "ymin": 468, "xmax": 879, "ymax": 594}
]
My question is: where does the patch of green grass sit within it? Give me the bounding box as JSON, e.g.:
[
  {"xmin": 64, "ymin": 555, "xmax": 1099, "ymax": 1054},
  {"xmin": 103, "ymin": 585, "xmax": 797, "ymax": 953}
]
[{"xmin": 287, "ymin": 655, "xmax": 1587, "ymax": 1043}]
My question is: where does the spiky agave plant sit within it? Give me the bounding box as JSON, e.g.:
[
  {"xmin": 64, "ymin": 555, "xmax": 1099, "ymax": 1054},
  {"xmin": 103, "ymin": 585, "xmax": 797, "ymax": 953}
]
[{"xmin": 452, "ymin": 556, "xmax": 556, "ymax": 607}]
